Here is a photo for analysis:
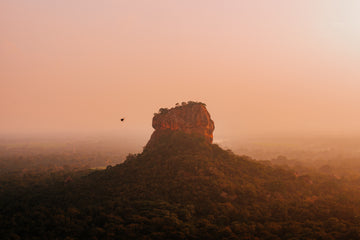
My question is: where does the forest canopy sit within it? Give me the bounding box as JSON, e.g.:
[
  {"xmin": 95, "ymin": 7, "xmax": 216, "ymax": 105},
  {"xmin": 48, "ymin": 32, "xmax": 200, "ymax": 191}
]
[{"xmin": 2, "ymin": 133, "xmax": 360, "ymax": 239}]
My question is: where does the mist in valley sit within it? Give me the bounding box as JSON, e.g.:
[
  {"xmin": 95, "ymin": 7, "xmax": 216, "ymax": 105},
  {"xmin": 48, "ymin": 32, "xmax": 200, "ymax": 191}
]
[{"xmin": 3, "ymin": 131, "xmax": 360, "ymax": 178}]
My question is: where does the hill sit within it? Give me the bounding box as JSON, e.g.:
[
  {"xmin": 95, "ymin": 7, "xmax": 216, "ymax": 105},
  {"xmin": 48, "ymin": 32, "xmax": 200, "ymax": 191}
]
[{"xmin": 1, "ymin": 102, "xmax": 360, "ymax": 239}]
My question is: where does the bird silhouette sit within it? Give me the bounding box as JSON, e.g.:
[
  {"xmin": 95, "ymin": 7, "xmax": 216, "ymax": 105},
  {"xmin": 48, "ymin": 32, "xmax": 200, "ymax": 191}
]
[{"xmin": 120, "ymin": 118, "xmax": 125, "ymax": 122}]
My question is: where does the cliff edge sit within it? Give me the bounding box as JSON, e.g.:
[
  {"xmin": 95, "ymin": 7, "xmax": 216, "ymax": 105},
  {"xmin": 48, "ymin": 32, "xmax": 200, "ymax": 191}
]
[{"xmin": 147, "ymin": 101, "xmax": 215, "ymax": 147}]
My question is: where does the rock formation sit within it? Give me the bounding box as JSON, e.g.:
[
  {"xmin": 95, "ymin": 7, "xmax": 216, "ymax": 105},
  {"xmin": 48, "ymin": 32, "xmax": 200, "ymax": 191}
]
[{"xmin": 147, "ymin": 102, "xmax": 215, "ymax": 146}]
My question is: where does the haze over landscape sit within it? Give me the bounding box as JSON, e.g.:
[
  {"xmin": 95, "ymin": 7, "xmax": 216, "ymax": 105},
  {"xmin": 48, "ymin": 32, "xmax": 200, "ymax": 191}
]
[
  {"xmin": 3, "ymin": 1, "xmax": 360, "ymax": 239},
  {"xmin": 1, "ymin": 0, "xmax": 360, "ymax": 142}
]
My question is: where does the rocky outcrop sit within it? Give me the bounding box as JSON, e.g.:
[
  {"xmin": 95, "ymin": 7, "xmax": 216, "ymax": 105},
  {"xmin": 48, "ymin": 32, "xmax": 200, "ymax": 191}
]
[{"xmin": 147, "ymin": 102, "xmax": 215, "ymax": 146}]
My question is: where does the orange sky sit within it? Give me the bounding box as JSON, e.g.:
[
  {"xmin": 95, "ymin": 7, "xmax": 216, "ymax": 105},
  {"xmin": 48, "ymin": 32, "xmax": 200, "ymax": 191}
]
[{"xmin": 1, "ymin": 0, "xmax": 360, "ymax": 142}]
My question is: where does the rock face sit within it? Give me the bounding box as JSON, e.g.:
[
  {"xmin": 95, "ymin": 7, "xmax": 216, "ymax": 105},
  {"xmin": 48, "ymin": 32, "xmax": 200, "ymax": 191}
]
[{"xmin": 147, "ymin": 102, "xmax": 215, "ymax": 146}]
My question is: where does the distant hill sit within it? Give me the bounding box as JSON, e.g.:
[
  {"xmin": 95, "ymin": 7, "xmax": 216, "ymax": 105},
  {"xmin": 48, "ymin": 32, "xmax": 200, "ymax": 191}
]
[{"xmin": 1, "ymin": 102, "xmax": 360, "ymax": 239}]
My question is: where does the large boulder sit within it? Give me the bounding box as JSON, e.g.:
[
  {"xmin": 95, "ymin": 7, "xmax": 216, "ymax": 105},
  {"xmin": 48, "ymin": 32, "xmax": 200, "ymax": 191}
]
[{"xmin": 147, "ymin": 102, "xmax": 215, "ymax": 146}]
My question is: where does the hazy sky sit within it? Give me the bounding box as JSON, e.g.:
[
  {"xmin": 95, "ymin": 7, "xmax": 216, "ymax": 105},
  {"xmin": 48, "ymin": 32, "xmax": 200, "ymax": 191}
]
[{"xmin": 1, "ymin": 0, "xmax": 360, "ymax": 142}]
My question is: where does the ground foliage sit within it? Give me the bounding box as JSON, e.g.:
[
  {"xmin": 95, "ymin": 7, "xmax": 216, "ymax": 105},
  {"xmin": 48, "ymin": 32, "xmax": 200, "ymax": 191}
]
[{"xmin": 2, "ymin": 132, "xmax": 360, "ymax": 239}]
